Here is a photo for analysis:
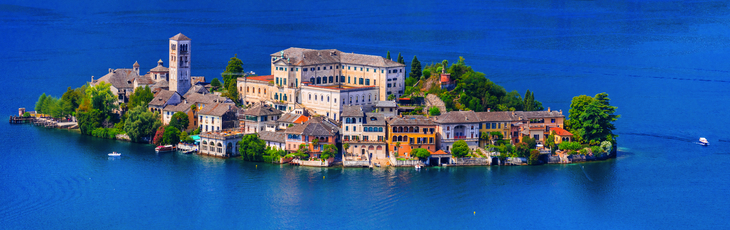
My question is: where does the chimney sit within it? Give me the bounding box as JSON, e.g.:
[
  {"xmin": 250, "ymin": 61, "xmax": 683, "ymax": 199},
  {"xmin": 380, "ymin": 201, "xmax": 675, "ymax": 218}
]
[
  {"xmin": 559, "ymin": 110, "xmax": 563, "ymax": 115},
  {"xmin": 184, "ymin": 100, "xmax": 187, "ymax": 104},
  {"xmin": 109, "ymin": 68, "xmax": 112, "ymax": 73},
  {"xmin": 91, "ymin": 76, "xmax": 94, "ymax": 82},
  {"xmin": 511, "ymin": 111, "xmax": 515, "ymax": 116},
  {"xmin": 548, "ymin": 107, "xmax": 551, "ymax": 112}
]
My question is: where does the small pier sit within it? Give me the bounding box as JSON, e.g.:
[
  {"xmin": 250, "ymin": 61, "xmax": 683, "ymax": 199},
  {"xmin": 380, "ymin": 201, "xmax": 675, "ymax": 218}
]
[{"xmin": 9, "ymin": 116, "xmax": 35, "ymax": 124}]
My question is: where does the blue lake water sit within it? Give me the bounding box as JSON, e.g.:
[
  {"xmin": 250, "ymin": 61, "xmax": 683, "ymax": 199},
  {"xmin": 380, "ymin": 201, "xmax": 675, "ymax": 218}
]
[{"xmin": 1, "ymin": 0, "xmax": 730, "ymax": 229}]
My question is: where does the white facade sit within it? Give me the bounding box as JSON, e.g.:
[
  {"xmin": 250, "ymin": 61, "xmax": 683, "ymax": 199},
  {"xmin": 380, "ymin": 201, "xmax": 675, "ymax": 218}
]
[
  {"xmin": 437, "ymin": 123, "xmax": 481, "ymax": 152},
  {"xmin": 169, "ymin": 34, "xmax": 191, "ymax": 94},
  {"xmin": 199, "ymin": 114, "xmax": 223, "ymax": 132},
  {"xmin": 300, "ymin": 85, "xmax": 379, "ymax": 121}
]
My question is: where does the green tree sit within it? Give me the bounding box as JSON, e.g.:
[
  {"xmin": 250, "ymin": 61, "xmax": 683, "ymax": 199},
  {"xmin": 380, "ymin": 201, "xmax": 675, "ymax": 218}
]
[
  {"xmin": 397, "ymin": 52, "xmax": 404, "ymax": 64},
  {"xmin": 321, "ymin": 144, "xmax": 338, "ymax": 160},
  {"xmin": 124, "ymin": 106, "xmax": 161, "ymax": 142},
  {"xmin": 311, "ymin": 138, "xmax": 319, "ymax": 150},
  {"xmin": 222, "ymin": 54, "xmax": 244, "ymax": 90},
  {"xmin": 515, "ymin": 142, "xmax": 530, "ymax": 158},
  {"xmin": 428, "ymin": 107, "xmax": 441, "ymax": 116},
  {"xmin": 239, "ymin": 134, "xmax": 266, "ymax": 162},
  {"xmin": 22, "ymin": 112, "xmax": 31, "ymax": 118},
  {"xmin": 60, "ymin": 87, "xmax": 81, "ymax": 116},
  {"xmin": 546, "ymin": 133, "xmax": 556, "ymax": 154},
  {"xmin": 422, "ymin": 69, "xmax": 431, "ymax": 80},
  {"xmin": 409, "ymin": 56, "xmax": 422, "ymax": 80},
  {"xmin": 528, "ymin": 149, "xmax": 541, "ymax": 165},
  {"xmin": 76, "ymin": 109, "xmax": 103, "ymax": 135},
  {"xmin": 86, "ymin": 82, "xmax": 118, "ymax": 116},
  {"xmin": 386, "ymin": 51, "xmax": 391, "ymax": 60},
  {"xmin": 410, "ymin": 148, "xmax": 431, "ymax": 159},
  {"xmin": 169, "ymin": 111, "xmax": 189, "ymax": 131},
  {"xmin": 226, "ymin": 80, "xmax": 240, "ymax": 106},
  {"xmin": 161, "ymin": 126, "xmax": 181, "ymax": 145},
  {"xmin": 211, "ymin": 78, "xmax": 222, "ymax": 91},
  {"xmin": 343, "ymin": 143, "xmax": 350, "ymax": 154},
  {"xmin": 452, "ymin": 140, "xmax": 470, "ymax": 158},
  {"xmin": 128, "ymin": 86, "xmax": 154, "ymax": 108},
  {"xmin": 521, "ymin": 137, "xmax": 537, "ymax": 149},
  {"xmin": 35, "ymin": 93, "xmax": 47, "ymax": 113},
  {"xmin": 558, "ymin": 141, "xmax": 582, "ymax": 151}
]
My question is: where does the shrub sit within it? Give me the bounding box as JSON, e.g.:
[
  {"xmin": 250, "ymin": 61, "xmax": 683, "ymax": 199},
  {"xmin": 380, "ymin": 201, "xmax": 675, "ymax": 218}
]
[
  {"xmin": 410, "ymin": 148, "xmax": 431, "ymax": 159},
  {"xmin": 528, "ymin": 149, "xmax": 541, "ymax": 165},
  {"xmin": 590, "ymin": 146, "xmax": 602, "ymax": 155},
  {"xmin": 578, "ymin": 148, "xmax": 588, "ymax": 155}
]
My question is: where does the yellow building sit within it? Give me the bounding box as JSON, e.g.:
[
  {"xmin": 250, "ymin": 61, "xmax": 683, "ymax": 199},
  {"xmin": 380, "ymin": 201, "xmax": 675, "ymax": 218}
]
[
  {"xmin": 475, "ymin": 111, "xmax": 513, "ymax": 146},
  {"xmin": 386, "ymin": 115, "xmax": 438, "ymax": 158}
]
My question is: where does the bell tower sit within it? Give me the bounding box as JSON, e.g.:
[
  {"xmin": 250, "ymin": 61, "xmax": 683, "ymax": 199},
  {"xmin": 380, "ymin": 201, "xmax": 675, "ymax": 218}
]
[{"xmin": 169, "ymin": 33, "xmax": 191, "ymax": 94}]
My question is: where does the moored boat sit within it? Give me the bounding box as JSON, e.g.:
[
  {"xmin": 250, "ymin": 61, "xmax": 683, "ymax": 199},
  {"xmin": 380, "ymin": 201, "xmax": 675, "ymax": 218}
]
[
  {"xmin": 108, "ymin": 152, "xmax": 121, "ymax": 157},
  {"xmin": 155, "ymin": 145, "xmax": 176, "ymax": 153}
]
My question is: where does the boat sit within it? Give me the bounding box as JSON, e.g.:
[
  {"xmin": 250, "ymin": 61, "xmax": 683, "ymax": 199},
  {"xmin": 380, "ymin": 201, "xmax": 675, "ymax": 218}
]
[
  {"xmin": 155, "ymin": 145, "xmax": 176, "ymax": 153},
  {"xmin": 699, "ymin": 137, "xmax": 709, "ymax": 146},
  {"xmin": 415, "ymin": 165, "xmax": 422, "ymax": 170},
  {"xmin": 108, "ymin": 152, "xmax": 121, "ymax": 157}
]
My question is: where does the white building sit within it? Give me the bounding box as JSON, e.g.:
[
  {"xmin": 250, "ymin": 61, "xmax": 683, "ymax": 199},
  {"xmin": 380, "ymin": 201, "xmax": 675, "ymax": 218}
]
[{"xmin": 432, "ymin": 111, "xmax": 481, "ymax": 152}]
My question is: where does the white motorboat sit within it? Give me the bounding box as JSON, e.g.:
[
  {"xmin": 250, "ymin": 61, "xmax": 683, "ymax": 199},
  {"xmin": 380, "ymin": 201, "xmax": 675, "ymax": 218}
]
[
  {"xmin": 108, "ymin": 152, "xmax": 121, "ymax": 157},
  {"xmin": 415, "ymin": 165, "xmax": 421, "ymax": 170},
  {"xmin": 155, "ymin": 145, "xmax": 176, "ymax": 153},
  {"xmin": 699, "ymin": 137, "xmax": 709, "ymax": 146}
]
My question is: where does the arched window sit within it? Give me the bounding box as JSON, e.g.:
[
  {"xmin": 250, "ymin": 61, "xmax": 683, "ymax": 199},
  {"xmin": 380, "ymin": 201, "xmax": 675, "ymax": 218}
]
[
  {"xmin": 310, "ymin": 77, "xmax": 315, "ymax": 83},
  {"xmin": 368, "ymin": 94, "xmax": 371, "ymax": 101},
  {"xmin": 392, "ymin": 135, "xmax": 397, "ymax": 141},
  {"xmin": 398, "ymin": 127, "xmax": 403, "ymax": 132},
  {"xmin": 329, "ymin": 76, "xmax": 333, "ymax": 82},
  {"xmin": 308, "ymin": 94, "xmax": 311, "ymax": 100},
  {"xmin": 264, "ymin": 89, "xmax": 266, "ymax": 94},
  {"xmin": 274, "ymin": 93, "xmax": 279, "ymax": 100},
  {"xmin": 317, "ymin": 77, "xmax": 321, "ymax": 84},
  {"xmin": 283, "ymin": 94, "xmax": 288, "ymax": 101},
  {"xmin": 327, "ymin": 96, "xmax": 330, "ymax": 102},
  {"xmin": 246, "ymin": 87, "xmax": 249, "ymax": 93},
  {"xmin": 321, "ymin": 95, "xmax": 324, "ymax": 101},
  {"xmin": 397, "ymin": 136, "xmax": 402, "ymax": 142}
]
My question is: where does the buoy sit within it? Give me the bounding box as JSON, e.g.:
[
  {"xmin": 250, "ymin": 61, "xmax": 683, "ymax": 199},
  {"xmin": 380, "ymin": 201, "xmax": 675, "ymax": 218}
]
[
  {"xmin": 474, "ymin": 211, "xmax": 475, "ymax": 215},
  {"xmin": 323, "ymin": 176, "xmax": 325, "ymax": 179}
]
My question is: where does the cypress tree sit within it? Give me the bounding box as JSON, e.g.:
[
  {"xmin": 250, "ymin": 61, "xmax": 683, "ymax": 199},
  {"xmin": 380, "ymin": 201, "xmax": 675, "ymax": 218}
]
[
  {"xmin": 397, "ymin": 53, "xmax": 404, "ymax": 64},
  {"xmin": 409, "ymin": 56, "xmax": 422, "ymax": 79},
  {"xmin": 386, "ymin": 51, "xmax": 391, "ymax": 60}
]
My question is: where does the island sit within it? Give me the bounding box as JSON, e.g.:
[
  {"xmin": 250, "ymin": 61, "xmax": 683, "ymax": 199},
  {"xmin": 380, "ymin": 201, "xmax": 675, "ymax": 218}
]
[{"xmin": 10, "ymin": 33, "xmax": 619, "ymax": 167}]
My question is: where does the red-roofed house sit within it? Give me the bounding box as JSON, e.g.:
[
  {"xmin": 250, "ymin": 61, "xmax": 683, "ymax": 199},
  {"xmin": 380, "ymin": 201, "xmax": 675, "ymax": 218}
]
[{"xmin": 550, "ymin": 127, "xmax": 573, "ymax": 144}]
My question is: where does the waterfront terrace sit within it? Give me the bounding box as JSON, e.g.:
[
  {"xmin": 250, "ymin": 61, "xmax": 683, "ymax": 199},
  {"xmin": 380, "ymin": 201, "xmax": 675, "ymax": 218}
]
[{"xmin": 199, "ymin": 129, "xmax": 244, "ymax": 157}]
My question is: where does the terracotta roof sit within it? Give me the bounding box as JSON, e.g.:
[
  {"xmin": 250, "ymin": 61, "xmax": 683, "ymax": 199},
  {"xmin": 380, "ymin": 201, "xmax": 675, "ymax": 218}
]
[
  {"xmin": 364, "ymin": 113, "xmax": 386, "ymax": 126},
  {"xmin": 278, "ymin": 113, "xmax": 308, "ymax": 124},
  {"xmin": 440, "ymin": 73, "xmax": 451, "ymax": 83},
  {"xmin": 133, "ymin": 61, "xmax": 139, "ymax": 67},
  {"xmin": 198, "ymin": 103, "xmax": 234, "ymax": 116},
  {"xmin": 387, "ymin": 115, "xmax": 437, "ymax": 126},
  {"xmin": 550, "ymin": 127, "xmax": 573, "ymax": 136},
  {"xmin": 170, "ymin": 33, "xmax": 191, "ymax": 41},
  {"xmin": 476, "ymin": 111, "xmax": 513, "ymax": 122},
  {"xmin": 243, "ymin": 104, "xmax": 282, "ymax": 116},
  {"xmin": 433, "ymin": 111, "xmax": 479, "ymax": 124},
  {"xmin": 341, "ymin": 105, "xmax": 364, "ymax": 117},
  {"xmin": 285, "ymin": 117, "xmax": 336, "ymax": 136},
  {"xmin": 432, "ymin": 150, "xmax": 450, "ymax": 155},
  {"xmin": 258, "ymin": 131, "xmax": 286, "ymax": 143},
  {"xmin": 293, "ymin": 115, "xmax": 309, "ymax": 124}
]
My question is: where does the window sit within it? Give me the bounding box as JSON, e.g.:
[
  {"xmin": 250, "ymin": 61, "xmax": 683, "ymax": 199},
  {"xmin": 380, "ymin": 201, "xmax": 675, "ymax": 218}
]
[
  {"xmin": 359, "ymin": 78, "xmax": 364, "ymax": 85},
  {"xmin": 360, "ymin": 67, "xmax": 363, "ymax": 71},
  {"xmin": 327, "ymin": 96, "xmax": 330, "ymax": 102},
  {"xmin": 365, "ymin": 79, "xmax": 370, "ymax": 85},
  {"xmin": 310, "ymin": 68, "xmax": 314, "ymax": 71},
  {"xmin": 336, "ymin": 65, "xmax": 339, "ymax": 69},
  {"xmin": 551, "ymin": 119, "xmax": 556, "ymax": 123},
  {"xmin": 366, "ymin": 68, "xmax": 369, "ymax": 72},
  {"xmin": 498, "ymin": 123, "xmax": 501, "ymax": 129},
  {"xmin": 353, "ymin": 127, "xmax": 356, "ymax": 131},
  {"xmin": 387, "ymin": 83, "xmax": 391, "ymax": 87},
  {"xmin": 341, "ymin": 76, "xmax": 345, "ymax": 82},
  {"xmin": 348, "ymin": 66, "xmax": 351, "ymax": 70},
  {"xmin": 308, "ymin": 94, "xmax": 311, "ymax": 100},
  {"xmin": 400, "ymin": 69, "xmax": 403, "ymax": 73},
  {"xmin": 329, "ymin": 66, "xmax": 332, "ymax": 69},
  {"xmin": 381, "ymin": 70, "xmax": 384, "ymax": 73},
  {"xmin": 296, "ymin": 68, "xmax": 299, "ymax": 71},
  {"xmin": 318, "ymin": 67, "xmax": 320, "ymax": 70},
  {"xmin": 348, "ymin": 76, "xmax": 351, "ymax": 83}
]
